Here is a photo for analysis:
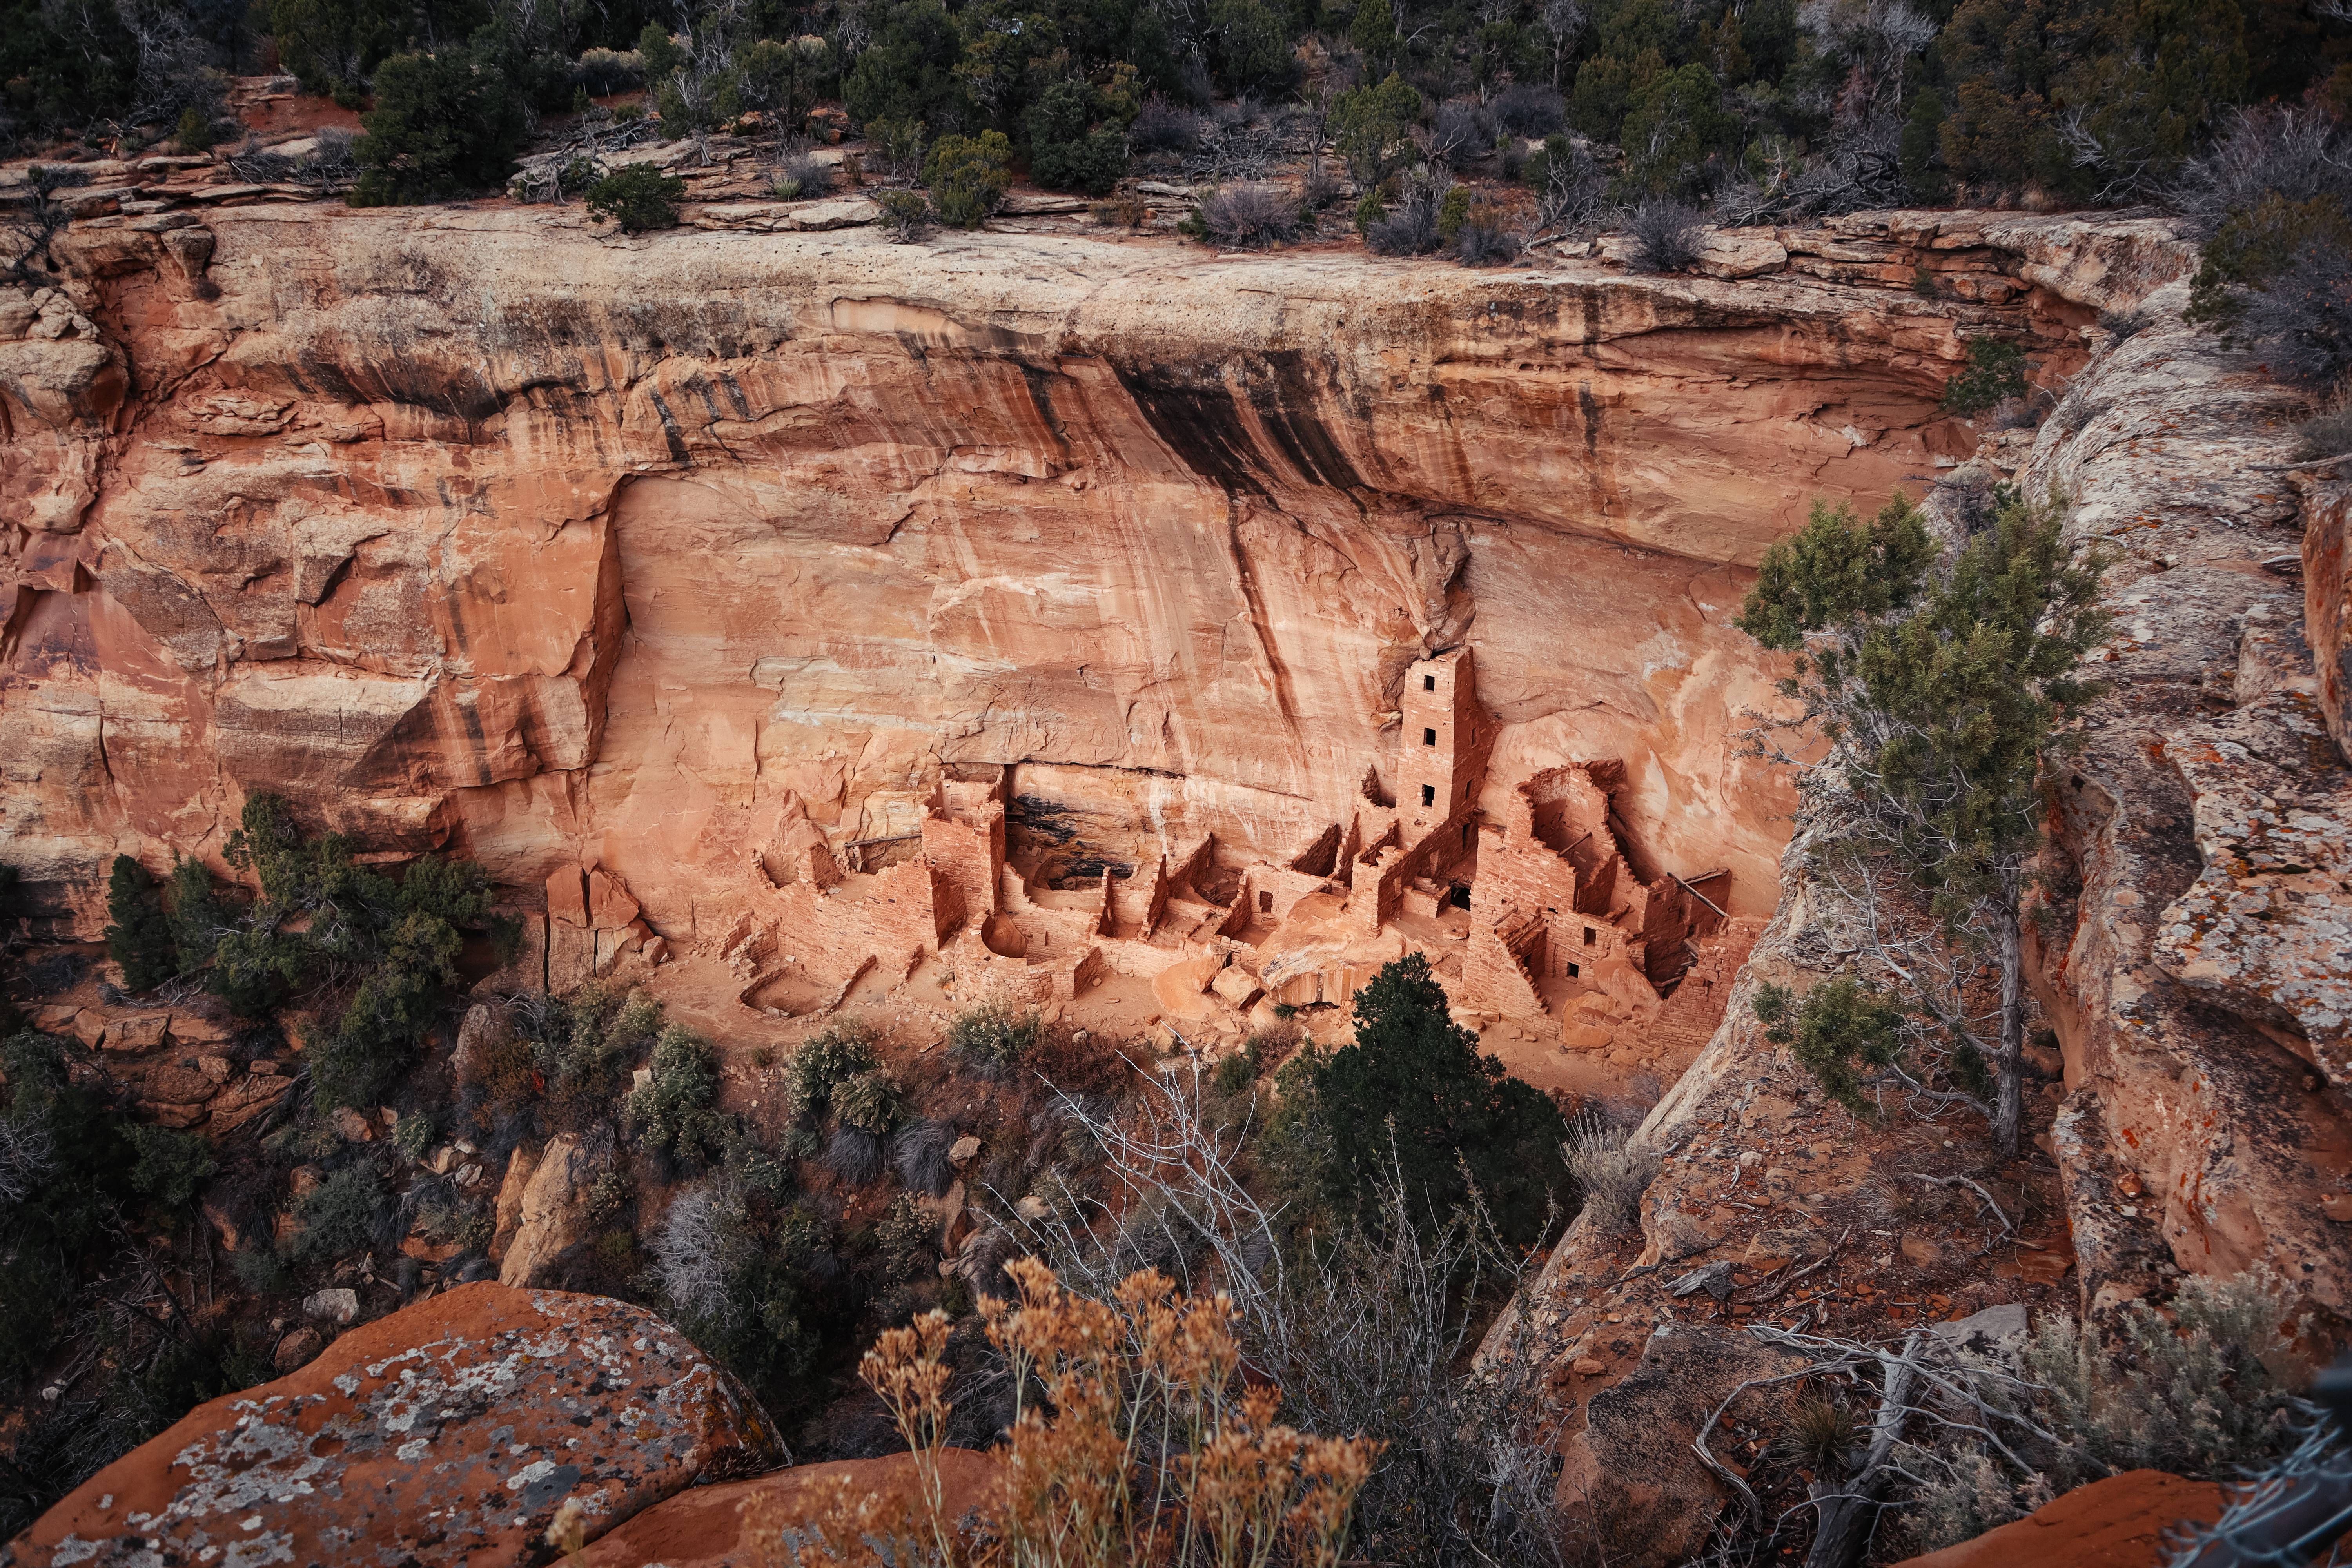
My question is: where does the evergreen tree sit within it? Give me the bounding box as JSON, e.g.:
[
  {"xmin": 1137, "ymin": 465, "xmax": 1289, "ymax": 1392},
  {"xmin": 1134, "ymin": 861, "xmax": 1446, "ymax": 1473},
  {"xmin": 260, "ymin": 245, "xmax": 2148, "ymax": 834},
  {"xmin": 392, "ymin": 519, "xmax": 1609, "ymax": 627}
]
[
  {"xmin": 104, "ymin": 855, "xmax": 177, "ymax": 994},
  {"xmin": 1349, "ymin": 0, "xmax": 1398, "ymax": 73},
  {"xmin": 1303, "ymin": 953, "xmax": 1569, "ymax": 1245},
  {"xmin": 348, "ymin": 48, "xmax": 530, "ymax": 206},
  {"xmin": 1737, "ymin": 494, "xmax": 2108, "ymax": 1153}
]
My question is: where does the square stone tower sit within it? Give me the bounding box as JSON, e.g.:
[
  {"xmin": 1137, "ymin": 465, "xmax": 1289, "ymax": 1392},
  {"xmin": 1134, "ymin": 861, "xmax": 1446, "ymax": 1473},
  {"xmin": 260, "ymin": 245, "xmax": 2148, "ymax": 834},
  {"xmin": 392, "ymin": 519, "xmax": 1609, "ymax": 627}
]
[{"xmin": 1398, "ymin": 647, "xmax": 1492, "ymax": 838}]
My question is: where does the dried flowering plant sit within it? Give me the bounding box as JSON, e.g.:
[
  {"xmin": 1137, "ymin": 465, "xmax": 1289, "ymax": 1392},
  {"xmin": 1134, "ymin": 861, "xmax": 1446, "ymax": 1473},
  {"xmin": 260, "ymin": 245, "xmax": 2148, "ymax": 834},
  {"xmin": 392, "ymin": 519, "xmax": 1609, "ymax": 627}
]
[{"xmin": 755, "ymin": 1261, "xmax": 1378, "ymax": 1568}]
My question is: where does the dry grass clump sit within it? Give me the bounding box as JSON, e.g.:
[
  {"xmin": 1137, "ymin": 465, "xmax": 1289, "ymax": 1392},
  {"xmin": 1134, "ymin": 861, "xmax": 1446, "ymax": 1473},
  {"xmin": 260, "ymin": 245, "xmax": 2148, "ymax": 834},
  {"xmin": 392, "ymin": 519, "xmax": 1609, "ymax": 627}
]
[
  {"xmin": 1563, "ymin": 1112, "xmax": 1660, "ymax": 1233},
  {"xmin": 752, "ymin": 1259, "xmax": 1378, "ymax": 1568}
]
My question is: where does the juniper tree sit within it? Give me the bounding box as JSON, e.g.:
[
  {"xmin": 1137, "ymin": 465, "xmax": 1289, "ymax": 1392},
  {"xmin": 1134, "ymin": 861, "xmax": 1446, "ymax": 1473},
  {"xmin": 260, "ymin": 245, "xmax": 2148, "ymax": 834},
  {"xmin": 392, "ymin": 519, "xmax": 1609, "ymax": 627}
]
[
  {"xmin": 1737, "ymin": 492, "xmax": 2107, "ymax": 1154},
  {"xmin": 1292, "ymin": 951, "xmax": 1569, "ymax": 1245},
  {"xmin": 104, "ymin": 855, "xmax": 177, "ymax": 993}
]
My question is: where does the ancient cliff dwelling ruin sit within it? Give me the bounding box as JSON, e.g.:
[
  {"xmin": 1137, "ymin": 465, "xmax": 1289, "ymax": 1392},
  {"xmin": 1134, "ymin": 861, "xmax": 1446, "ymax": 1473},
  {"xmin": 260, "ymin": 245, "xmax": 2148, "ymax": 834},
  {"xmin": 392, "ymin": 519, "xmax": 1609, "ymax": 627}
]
[{"xmin": 672, "ymin": 645, "xmax": 1757, "ymax": 1074}]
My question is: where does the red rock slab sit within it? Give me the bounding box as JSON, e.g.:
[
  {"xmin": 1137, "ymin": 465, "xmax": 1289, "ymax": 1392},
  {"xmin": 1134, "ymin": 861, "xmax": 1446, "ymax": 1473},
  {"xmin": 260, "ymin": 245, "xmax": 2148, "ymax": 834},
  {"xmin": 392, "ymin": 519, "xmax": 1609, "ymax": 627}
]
[
  {"xmin": 9, "ymin": 1283, "xmax": 783, "ymax": 1568},
  {"xmin": 1889, "ymin": 1470, "xmax": 2226, "ymax": 1568},
  {"xmin": 578, "ymin": 1449, "xmax": 1003, "ymax": 1568}
]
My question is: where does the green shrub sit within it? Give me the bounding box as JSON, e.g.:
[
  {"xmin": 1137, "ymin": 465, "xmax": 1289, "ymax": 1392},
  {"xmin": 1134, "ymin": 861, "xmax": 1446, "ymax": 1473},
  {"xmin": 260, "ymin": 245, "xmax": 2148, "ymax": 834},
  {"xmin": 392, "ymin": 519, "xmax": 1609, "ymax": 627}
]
[
  {"xmin": 105, "ymin": 855, "xmax": 177, "ymax": 993},
  {"xmin": 628, "ymin": 1024, "xmax": 730, "ymax": 1167},
  {"xmin": 230, "ymin": 1247, "xmax": 291, "ymax": 1294},
  {"xmin": 1332, "ymin": 73, "xmax": 1421, "ymax": 184},
  {"xmin": 923, "ymin": 129, "xmax": 1011, "ymax": 229},
  {"xmin": 393, "ymin": 1108, "xmax": 434, "ymax": 1162},
  {"xmin": 287, "ymin": 1165, "xmax": 383, "ymax": 1263},
  {"xmin": 873, "ymin": 1191, "xmax": 935, "ymax": 1283},
  {"xmin": 875, "ymin": 187, "xmax": 932, "ymax": 240},
  {"xmin": 840, "ymin": 0, "xmax": 968, "ymax": 129},
  {"xmin": 174, "ymin": 107, "xmax": 216, "ymax": 153},
  {"xmin": 1207, "ymin": 0, "xmax": 1295, "ymax": 96},
  {"xmin": 349, "ymin": 49, "xmax": 530, "ymax": 207},
  {"xmin": 1025, "ymin": 77, "xmax": 1129, "ymax": 196},
  {"xmin": 646, "ymin": 1182, "xmax": 832, "ymax": 1410},
  {"xmin": 864, "ymin": 116, "xmax": 926, "ymax": 179},
  {"xmin": 165, "ymin": 857, "xmax": 231, "ymax": 976},
  {"xmin": 787, "ymin": 1022, "xmax": 880, "ymax": 1119},
  {"xmin": 1436, "ymin": 183, "xmax": 1472, "ymax": 243},
  {"xmin": 267, "ymin": 0, "xmax": 401, "ymax": 100},
  {"xmin": 1942, "ymin": 336, "xmax": 2031, "ymax": 416},
  {"xmin": 946, "ymin": 1002, "xmax": 1038, "ymax": 1075},
  {"xmin": 125, "ymin": 1124, "xmax": 214, "ymax": 1211},
  {"xmin": 585, "ymin": 162, "xmax": 685, "ymax": 230},
  {"xmin": 414, "ymin": 1194, "xmax": 494, "ymax": 1250},
  {"xmin": 832, "ymin": 1067, "xmax": 903, "ymax": 1135},
  {"xmin": 1749, "ymin": 975, "xmax": 1954, "ymax": 1114}
]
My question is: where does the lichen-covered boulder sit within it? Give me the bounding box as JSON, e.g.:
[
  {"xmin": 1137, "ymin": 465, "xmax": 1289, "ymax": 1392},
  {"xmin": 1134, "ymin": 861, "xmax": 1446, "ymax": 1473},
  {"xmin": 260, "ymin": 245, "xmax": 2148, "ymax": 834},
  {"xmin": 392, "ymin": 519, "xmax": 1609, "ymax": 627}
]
[
  {"xmin": 578, "ymin": 1449, "xmax": 1004, "ymax": 1568},
  {"xmin": 1888, "ymin": 1469, "xmax": 2223, "ymax": 1568},
  {"xmin": 6, "ymin": 1283, "xmax": 782, "ymax": 1568}
]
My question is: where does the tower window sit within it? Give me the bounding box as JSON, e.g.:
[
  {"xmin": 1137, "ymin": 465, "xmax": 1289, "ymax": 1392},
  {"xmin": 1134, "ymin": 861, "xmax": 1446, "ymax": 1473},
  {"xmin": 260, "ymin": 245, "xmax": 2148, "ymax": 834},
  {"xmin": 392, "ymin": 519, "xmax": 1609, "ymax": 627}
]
[
  {"xmin": 1566, "ymin": 961, "xmax": 1581, "ymax": 978},
  {"xmin": 1423, "ymin": 728, "xmax": 1437, "ymax": 746},
  {"xmin": 1420, "ymin": 784, "xmax": 1436, "ymax": 807},
  {"xmin": 1584, "ymin": 926, "xmax": 1597, "ymax": 945},
  {"xmin": 1423, "ymin": 674, "xmax": 1436, "ymax": 691}
]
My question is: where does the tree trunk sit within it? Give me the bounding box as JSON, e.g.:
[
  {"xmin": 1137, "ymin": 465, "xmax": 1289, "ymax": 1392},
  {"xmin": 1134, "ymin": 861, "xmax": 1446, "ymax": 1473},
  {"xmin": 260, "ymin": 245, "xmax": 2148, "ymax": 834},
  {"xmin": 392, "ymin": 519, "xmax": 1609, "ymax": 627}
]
[
  {"xmin": 1805, "ymin": 1336, "xmax": 1922, "ymax": 1568},
  {"xmin": 1991, "ymin": 894, "xmax": 2025, "ymax": 1156}
]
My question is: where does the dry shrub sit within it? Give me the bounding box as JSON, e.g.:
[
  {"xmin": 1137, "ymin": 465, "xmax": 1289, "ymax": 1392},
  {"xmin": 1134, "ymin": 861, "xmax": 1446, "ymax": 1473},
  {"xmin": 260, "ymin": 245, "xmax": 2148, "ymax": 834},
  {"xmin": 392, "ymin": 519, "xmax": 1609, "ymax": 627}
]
[
  {"xmin": 755, "ymin": 1263, "xmax": 1379, "ymax": 1568},
  {"xmin": 1563, "ymin": 1112, "xmax": 1659, "ymax": 1232},
  {"xmin": 1625, "ymin": 197, "xmax": 1706, "ymax": 273},
  {"xmin": 1196, "ymin": 184, "xmax": 1299, "ymax": 250}
]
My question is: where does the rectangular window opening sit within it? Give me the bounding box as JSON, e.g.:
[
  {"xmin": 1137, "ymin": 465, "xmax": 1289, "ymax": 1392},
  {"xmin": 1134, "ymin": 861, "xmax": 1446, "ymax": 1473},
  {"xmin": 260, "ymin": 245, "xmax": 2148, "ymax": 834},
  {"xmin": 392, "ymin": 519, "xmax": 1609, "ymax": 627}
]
[
  {"xmin": 1419, "ymin": 784, "xmax": 1436, "ymax": 807},
  {"xmin": 1583, "ymin": 926, "xmax": 1597, "ymax": 945},
  {"xmin": 1259, "ymin": 890, "xmax": 1273, "ymax": 914},
  {"xmin": 1423, "ymin": 728, "xmax": 1437, "ymax": 746},
  {"xmin": 1566, "ymin": 961, "xmax": 1581, "ymax": 978},
  {"xmin": 1423, "ymin": 673, "xmax": 1436, "ymax": 691}
]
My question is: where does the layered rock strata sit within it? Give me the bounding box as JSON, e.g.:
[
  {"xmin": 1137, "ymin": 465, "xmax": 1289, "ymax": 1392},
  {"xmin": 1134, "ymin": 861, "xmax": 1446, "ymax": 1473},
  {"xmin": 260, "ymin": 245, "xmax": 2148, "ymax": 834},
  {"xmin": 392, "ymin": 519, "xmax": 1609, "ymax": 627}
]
[{"xmin": 3, "ymin": 203, "xmax": 2163, "ymax": 962}]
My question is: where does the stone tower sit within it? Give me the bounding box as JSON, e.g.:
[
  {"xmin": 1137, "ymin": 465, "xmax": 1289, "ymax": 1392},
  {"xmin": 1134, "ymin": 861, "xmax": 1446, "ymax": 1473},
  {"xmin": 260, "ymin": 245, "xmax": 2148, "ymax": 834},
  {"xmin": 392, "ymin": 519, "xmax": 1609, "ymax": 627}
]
[{"xmin": 1397, "ymin": 647, "xmax": 1492, "ymax": 838}]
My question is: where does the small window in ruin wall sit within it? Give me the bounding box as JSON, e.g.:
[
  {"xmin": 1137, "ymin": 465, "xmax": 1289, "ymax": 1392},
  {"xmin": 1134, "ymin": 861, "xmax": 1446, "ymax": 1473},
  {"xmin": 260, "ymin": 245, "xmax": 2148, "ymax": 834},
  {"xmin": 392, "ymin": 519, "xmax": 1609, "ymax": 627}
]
[
  {"xmin": 1566, "ymin": 962, "xmax": 1581, "ymax": 978},
  {"xmin": 1423, "ymin": 673, "xmax": 1436, "ymax": 691},
  {"xmin": 1421, "ymin": 784, "xmax": 1436, "ymax": 807},
  {"xmin": 1423, "ymin": 728, "xmax": 1437, "ymax": 746},
  {"xmin": 1584, "ymin": 926, "xmax": 1597, "ymax": 945},
  {"xmin": 1259, "ymin": 890, "xmax": 1273, "ymax": 914}
]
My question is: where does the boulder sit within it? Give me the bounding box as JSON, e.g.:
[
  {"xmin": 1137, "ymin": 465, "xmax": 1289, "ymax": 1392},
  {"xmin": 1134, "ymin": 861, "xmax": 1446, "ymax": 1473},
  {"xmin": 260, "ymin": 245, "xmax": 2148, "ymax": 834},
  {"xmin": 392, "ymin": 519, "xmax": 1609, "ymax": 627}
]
[
  {"xmin": 577, "ymin": 1448, "xmax": 1001, "ymax": 1567},
  {"xmin": 1888, "ymin": 1469, "xmax": 2225, "ymax": 1568},
  {"xmin": 8, "ymin": 1284, "xmax": 782, "ymax": 1567},
  {"xmin": 302, "ymin": 1286, "xmax": 359, "ymax": 1325},
  {"xmin": 270, "ymin": 1326, "xmax": 323, "ymax": 1373},
  {"xmin": 489, "ymin": 1142, "xmax": 543, "ymax": 1262},
  {"xmin": 499, "ymin": 1128, "xmax": 616, "ymax": 1287},
  {"xmin": 2308, "ymin": 481, "xmax": 2352, "ymax": 766},
  {"xmin": 1555, "ymin": 1325, "xmax": 1810, "ymax": 1567},
  {"xmin": 452, "ymin": 1001, "xmax": 503, "ymax": 1085}
]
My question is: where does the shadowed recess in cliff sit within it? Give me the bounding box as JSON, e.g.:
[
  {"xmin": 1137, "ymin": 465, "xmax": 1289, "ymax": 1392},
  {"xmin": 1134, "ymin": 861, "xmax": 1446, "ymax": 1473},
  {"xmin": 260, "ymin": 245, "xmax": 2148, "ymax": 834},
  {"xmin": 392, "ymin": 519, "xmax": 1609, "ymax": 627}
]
[
  {"xmin": 1113, "ymin": 363, "xmax": 1271, "ymax": 497},
  {"xmin": 1113, "ymin": 356, "xmax": 1374, "ymax": 498}
]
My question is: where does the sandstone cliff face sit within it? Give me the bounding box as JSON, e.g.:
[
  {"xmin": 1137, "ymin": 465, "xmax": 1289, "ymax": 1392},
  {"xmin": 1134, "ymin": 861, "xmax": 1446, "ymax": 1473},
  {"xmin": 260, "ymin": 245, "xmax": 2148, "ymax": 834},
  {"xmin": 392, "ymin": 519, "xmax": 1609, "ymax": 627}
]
[
  {"xmin": 2, "ymin": 205, "xmax": 2171, "ymax": 949},
  {"xmin": 1472, "ymin": 247, "xmax": 2352, "ymax": 1562}
]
